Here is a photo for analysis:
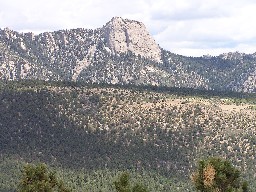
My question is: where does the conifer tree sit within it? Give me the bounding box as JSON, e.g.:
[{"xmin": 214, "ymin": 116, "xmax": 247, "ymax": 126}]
[
  {"xmin": 114, "ymin": 172, "xmax": 148, "ymax": 192},
  {"xmin": 191, "ymin": 157, "xmax": 248, "ymax": 192},
  {"xmin": 18, "ymin": 163, "xmax": 71, "ymax": 192}
]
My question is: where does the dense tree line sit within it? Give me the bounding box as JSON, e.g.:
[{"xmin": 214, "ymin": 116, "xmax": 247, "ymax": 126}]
[{"xmin": 15, "ymin": 158, "xmax": 249, "ymax": 192}]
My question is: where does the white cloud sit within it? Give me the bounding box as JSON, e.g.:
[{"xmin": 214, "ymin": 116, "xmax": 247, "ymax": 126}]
[
  {"xmin": 0, "ymin": 0, "xmax": 256, "ymax": 56},
  {"xmin": 152, "ymin": 0, "xmax": 256, "ymax": 56}
]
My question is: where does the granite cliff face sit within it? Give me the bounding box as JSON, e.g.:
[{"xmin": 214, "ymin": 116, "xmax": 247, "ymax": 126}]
[
  {"xmin": 0, "ymin": 17, "xmax": 256, "ymax": 92},
  {"xmin": 103, "ymin": 17, "xmax": 161, "ymax": 62}
]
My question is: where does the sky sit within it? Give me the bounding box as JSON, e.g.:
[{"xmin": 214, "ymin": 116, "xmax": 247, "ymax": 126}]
[{"xmin": 0, "ymin": 0, "xmax": 256, "ymax": 56}]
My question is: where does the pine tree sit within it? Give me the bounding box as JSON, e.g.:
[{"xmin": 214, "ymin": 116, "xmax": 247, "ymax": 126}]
[
  {"xmin": 191, "ymin": 157, "xmax": 248, "ymax": 192},
  {"xmin": 114, "ymin": 172, "xmax": 148, "ymax": 192},
  {"xmin": 18, "ymin": 163, "xmax": 71, "ymax": 192}
]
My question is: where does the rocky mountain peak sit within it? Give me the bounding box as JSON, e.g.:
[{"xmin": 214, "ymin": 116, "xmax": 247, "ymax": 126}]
[
  {"xmin": 103, "ymin": 17, "xmax": 162, "ymax": 63},
  {"xmin": 1, "ymin": 18, "xmax": 256, "ymax": 93}
]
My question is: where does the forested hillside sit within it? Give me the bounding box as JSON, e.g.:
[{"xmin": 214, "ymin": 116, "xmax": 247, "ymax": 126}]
[
  {"xmin": 1, "ymin": 17, "xmax": 256, "ymax": 93},
  {"xmin": 0, "ymin": 81, "xmax": 256, "ymax": 191}
]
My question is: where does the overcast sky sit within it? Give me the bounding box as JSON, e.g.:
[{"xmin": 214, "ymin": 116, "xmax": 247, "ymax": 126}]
[{"xmin": 1, "ymin": 0, "xmax": 256, "ymax": 56}]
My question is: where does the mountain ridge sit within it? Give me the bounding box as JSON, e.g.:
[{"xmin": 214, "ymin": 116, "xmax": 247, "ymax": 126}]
[{"xmin": 0, "ymin": 17, "xmax": 256, "ymax": 92}]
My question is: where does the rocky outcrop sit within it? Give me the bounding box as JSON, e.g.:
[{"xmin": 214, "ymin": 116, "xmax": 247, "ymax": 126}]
[
  {"xmin": 241, "ymin": 69, "xmax": 256, "ymax": 92},
  {"xmin": 0, "ymin": 17, "xmax": 256, "ymax": 93},
  {"xmin": 103, "ymin": 17, "xmax": 162, "ymax": 63}
]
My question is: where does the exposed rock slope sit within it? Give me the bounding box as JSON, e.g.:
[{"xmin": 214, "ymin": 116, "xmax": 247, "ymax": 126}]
[
  {"xmin": 103, "ymin": 17, "xmax": 162, "ymax": 62},
  {"xmin": 0, "ymin": 17, "xmax": 256, "ymax": 92}
]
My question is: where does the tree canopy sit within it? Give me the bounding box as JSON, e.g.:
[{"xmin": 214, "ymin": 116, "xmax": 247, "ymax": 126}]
[
  {"xmin": 191, "ymin": 157, "xmax": 248, "ymax": 192},
  {"xmin": 18, "ymin": 163, "xmax": 71, "ymax": 192},
  {"xmin": 114, "ymin": 172, "xmax": 148, "ymax": 192}
]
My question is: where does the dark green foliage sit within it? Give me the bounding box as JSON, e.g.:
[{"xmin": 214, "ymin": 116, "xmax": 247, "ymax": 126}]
[
  {"xmin": 191, "ymin": 157, "xmax": 248, "ymax": 192},
  {"xmin": 114, "ymin": 172, "xmax": 131, "ymax": 192},
  {"xmin": 114, "ymin": 172, "xmax": 148, "ymax": 192},
  {"xmin": 132, "ymin": 183, "xmax": 148, "ymax": 192},
  {"xmin": 18, "ymin": 163, "xmax": 70, "ymax": 192}
]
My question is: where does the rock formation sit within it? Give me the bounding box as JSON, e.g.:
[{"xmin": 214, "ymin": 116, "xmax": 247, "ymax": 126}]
[
  {"xmin": 0, "ymin": 17, "xmax": 256, "ymax": 92},
  {"xmin": 103, "ymin": 17, "xmax": 162, "ymax": 62}
]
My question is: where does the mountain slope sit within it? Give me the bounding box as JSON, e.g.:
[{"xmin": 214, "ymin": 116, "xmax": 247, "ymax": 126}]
[
  {"xmin": 0, "ymin": 81, "xmax": 256, "ymax": 191},
  {"xmin": 0, "ymin": 17, "xmax": 256, "ymax": 92}
]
